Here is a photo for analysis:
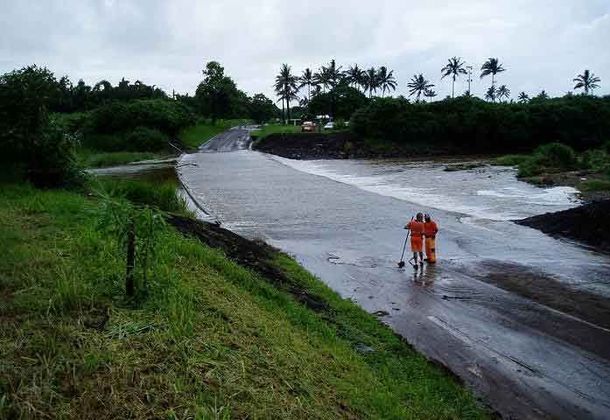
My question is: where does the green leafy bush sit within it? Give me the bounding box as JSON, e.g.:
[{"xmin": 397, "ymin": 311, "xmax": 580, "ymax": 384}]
[
  {"xmin": 0, "ymin": 65, "xmax": 82, "ymax": 187},
  {"xmin": 125, "ymin": 126, "xmax": 167, "ymax": 151},
  {"xmin": 86, "ymin": 99, "xmax": 194, "ymax": 138},
  {"xmin": 580, "ymin": 149, "xmax": 609, "ymax": 171},
  {"xmin": 533, "ymin": 143, "xmax": 577, "ymax": 169},
  {"xmin": 351, "ymin": 95, "xmax": 610, "ymax": 154}
]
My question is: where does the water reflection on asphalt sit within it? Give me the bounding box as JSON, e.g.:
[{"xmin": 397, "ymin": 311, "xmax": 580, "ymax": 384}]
[{"xmin": 178, "ymin": 129, "xmax": 610, "ymax": 419}]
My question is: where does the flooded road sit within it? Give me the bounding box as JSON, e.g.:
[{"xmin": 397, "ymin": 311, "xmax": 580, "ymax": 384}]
[{"xmin": 178, "ymin": 129, "xmax": 610, "ymax": 419}]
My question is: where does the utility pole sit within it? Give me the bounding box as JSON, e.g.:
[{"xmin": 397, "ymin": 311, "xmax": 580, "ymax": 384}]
[{"xmin": 466, "ymin": 66, "xmax": 473, "ymax": 95}]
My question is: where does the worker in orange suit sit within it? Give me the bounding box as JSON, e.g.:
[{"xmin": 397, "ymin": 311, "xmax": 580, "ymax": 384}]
[
  {"xmin": 423, "ymin": 214, "xmax": 438, "ymax": 263},
  {"xmin": 405, "ymin": 213, "xmax": 425, "ymax": 268}
]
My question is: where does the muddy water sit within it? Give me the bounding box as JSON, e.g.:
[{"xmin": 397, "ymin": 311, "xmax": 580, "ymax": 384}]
[{"xmin": 178, "ymin": 130, "xmax": 610, "ymax": 419}]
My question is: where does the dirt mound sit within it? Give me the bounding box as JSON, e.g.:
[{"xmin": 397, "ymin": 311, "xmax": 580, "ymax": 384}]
[
  {"xmin": 517, "ymin": 200, "xmax": 610, "ymax": 253},
  {"xmin": 253, "ymin": 132, "xmax": 352, "ymax": 159},
  {"xmin": 253, "ymin": 132, "xmax": 461, "ymax": 160}
]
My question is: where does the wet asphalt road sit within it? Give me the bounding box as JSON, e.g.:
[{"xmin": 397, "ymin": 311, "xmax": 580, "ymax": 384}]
[{"xmin": 179, "ymin": 128, "xmax": 610, "ymax": 419}]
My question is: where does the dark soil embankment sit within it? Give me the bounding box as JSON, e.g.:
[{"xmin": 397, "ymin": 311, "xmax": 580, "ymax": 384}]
[
  {"xmin": 253, "ymin": 132, "xmax": 458, "ymax": 160},
  {"xmin": 517, "ymin": 199, "xmax": 610, "ymax": 254},
  {"xmin": 166, "ymin": 214, "xmax": 329, "ymax": 312},
  {"xmin": 253, "ymin": 132, "xmax": 353, "ymax": 159}
]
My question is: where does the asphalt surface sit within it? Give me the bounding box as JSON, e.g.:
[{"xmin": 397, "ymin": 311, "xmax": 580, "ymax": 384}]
[
  {"xmin": 199, "ymin": 127, "xmax": 252, "ymax": 152},
  {"xmin": 178, "ymin": 128, "xmax": 610, "ymax": 419}
]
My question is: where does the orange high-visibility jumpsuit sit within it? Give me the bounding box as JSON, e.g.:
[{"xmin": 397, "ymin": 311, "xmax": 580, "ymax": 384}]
[
  {"xmin": 406, "ymin": 220, "xmax": 424, "ymax": 253},
  {"xmin": 423, "ymin": 220, "xmax": 438, "ymax": 263}
]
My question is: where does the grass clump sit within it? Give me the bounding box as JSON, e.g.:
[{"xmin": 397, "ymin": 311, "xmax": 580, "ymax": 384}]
[
  {"xmin": 494, "ymin": 154, "xmax": 529, "ymax": 166},
  {"xmin": 78, "ymin": 151, "xmax": 162, "ymax": 168},
  {"xmin": 495, "ymin": 143, "xmax": 578, "ymax": 177},
  {"xmin": 95, "ymin": 178, "xmax": 187, "ymax": 214},
  {"xmin": 0, "ymin": 181, "xmax": 487, "ymax": 419},
  {"xmin": 580, "ymin": 179, "xmax": 610, "ymax": 192},
  {"xmin": 250, "ymin": 123, "xmax": 302, "ymax": 140}
]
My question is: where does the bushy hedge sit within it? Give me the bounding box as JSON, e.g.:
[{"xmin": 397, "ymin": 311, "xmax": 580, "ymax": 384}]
[
  {"xmin": 80, "ymin": 99, "xmax": 194, "ymax": 152},
  {"xmin": 0, "ymin": 66, "xmax": 82, "ymax": 187},
  {"xmin": 351, "ymin": 95, "xmax": 610, "ymax": 154},
  {"xmin": 86, "ymin": 99, "xmax": 194, "ymax": 136},
  {"xmin": 125, "ymin": 126, "xmax": 167, "ymax": 151},
  {"xmin": 517, "ymin": 143, "xmax": 578, "ymax": 177}
]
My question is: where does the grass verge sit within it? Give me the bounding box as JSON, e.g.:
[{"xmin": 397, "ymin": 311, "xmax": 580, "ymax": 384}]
[
  {"xmin": 250, "ymin": 123, "xmax": 302, "ymax": 140},
  {"xmin": 78, "ymin": 150, "xmax": 165, "ymax": 168},
  {"xmin": 0, "ymin": 180, "xmax": 487, "ymax": 419}
]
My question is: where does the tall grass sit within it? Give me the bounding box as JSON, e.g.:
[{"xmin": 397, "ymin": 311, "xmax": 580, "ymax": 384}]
[
  {"xmin": 0, "ymin": 182, "xmax": 487, "ymax": 418},
  {"xmin": 79, "ymin": 151, "xmax": 162, "ymax": 168}
]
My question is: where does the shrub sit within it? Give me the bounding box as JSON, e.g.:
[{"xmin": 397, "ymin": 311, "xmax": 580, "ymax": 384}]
[
  {"xmin": 517, "ymin": 157, "xmax": 543, "ymax": 177},
  {"xmin": 350, "ymin": 95, "xmax": 610, "ymax": 154},
  {"xmin": 86, "ymin": 99, "xmax": 194, "ymax": 137},
  {"xmin": 125, "ymin": 126, "xmax": 167, "ymax": 151},
  {"xmin": 0, "ymin": 65, "xmax": 82, "ymax": 187},
  {"xmin": 533, "ymin": 143, "xmax": 577, "ymax": 169},
  {"xmin": 580, "ymin": 149, "xmax": 609, "ymax": 171}
]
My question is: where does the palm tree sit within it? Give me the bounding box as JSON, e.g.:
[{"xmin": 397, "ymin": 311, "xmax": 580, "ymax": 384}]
[
  {"xmin": 535, "ymin": 90, "xmax": 549, "ymax": 100},
  {"xmin": 517, "ymin": 92, "xmax": 529, "ymax": 103},
  {"xmin": 325, "ymin": 59, "xmax": 343, "ymax": 89},
  {"xmin": 497, "ymin": 85, "xmax": 510, "ymax": 102},
  {"xmin": 441, "ymin": 57, "xmax": 468, "ymax": 98},
  {"xmin": 407, "ymin": 74, "xmax": 434, "ymax": 102},
  {"xmin": 299, "ymin": 68, "xmax": 315, "ymax": 100},
  {"xmin": 313, "ymin": 67, "xmax": 330, "ymax": 93},
  {"xmin": 346, "ymin": 64, "xmax": 365, "ymax": 91},
  {"xmin": 363, "ymin": 67, "xmax": 380, "ymax": 98},
  {"xmin": 275, "ymin": 64, "xmax": 298, "ymax": 123},
  {"xmin": 424, "ymin": 89, "xmax": 437, "ymax": 102},
  {"xmin": 480, "ymin": 58, "xmax": 506, "ymax": 87},
  {"xmin": 573, "ymin": 69, "xmax": 601, "ymax": 95},
  {"xmin": 378, "ymin": 66, "xmax": 397, "ymax": 97},
  {"xmin": 484, "ymin": 85, "xmax": 496, "ymax": 102}
]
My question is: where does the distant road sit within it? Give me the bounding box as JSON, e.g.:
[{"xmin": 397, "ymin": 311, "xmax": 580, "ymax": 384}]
[{"xmin": 199, "ymin": 127, "xmax": 252, "ymax": 152}]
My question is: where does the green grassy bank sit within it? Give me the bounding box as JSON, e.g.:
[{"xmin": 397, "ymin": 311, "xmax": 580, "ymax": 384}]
[
  {"xmin": 76, "ymin": 119, "xmax": 249, "ymax": 168},
  {"xmin": 0, "ymin": 179, "xmax": 486, "ymax": 418},
  {"xmin": 494, "ymin": 142, "xmax": 610, "ymax": 198},
  {"xmin": 250, "ymin": 123, "xmax": 302, "ymax": 140}
]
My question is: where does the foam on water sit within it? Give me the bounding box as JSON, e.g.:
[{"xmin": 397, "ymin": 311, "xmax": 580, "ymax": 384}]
[{"xmin": 270, "ymin": 155, "xmax": 581, "ymax": 221}]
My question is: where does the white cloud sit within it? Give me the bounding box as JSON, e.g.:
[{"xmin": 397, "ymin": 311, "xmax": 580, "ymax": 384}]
[{"xmin": 0, "ymin": 0, "xmax": 608, "ymax": 100}]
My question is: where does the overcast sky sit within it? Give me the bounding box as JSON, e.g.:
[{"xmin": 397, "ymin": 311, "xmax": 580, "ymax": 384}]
[{"xmin": 1, "ymin": 0, "xmax": 609, "ymax": 101}]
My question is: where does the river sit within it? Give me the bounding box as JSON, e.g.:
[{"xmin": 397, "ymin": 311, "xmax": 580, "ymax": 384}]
[{"xmin": 178, "ymin": 128, "xmax": 610, "ymax": 419}]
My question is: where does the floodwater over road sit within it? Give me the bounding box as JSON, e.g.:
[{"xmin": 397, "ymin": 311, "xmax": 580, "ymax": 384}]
[{"xmin": 179, "ymin": 128, "xmax": 610, "ymax": 419}]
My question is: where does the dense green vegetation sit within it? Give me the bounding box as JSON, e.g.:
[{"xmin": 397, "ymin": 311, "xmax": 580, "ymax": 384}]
[
  {"xmin": 494, "ymin": 142, "xmax": 610, "ymax": 192},
  {"xmin": 350, "ymin": 95, "xmax": 610, "ymax": 154},
  {"xmin": 0, "ymin": 180, "xmax": 487, "ymax": 418},
  {"xmin": 0, "ymin": 62, "xmax": 279, "ymax": 178}
]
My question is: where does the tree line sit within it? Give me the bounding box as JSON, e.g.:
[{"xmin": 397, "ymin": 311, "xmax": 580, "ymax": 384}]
[
  {"xmin": 274, "ymin": 57, "xmax": 603, "ymax": 120},
  {"xmin": 350, "ymin": 94, "xmax": 610, "ymax": 155},
  {"xmin": 0, "ymin": 62, "xmax": 280, "ymax": 187}
]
